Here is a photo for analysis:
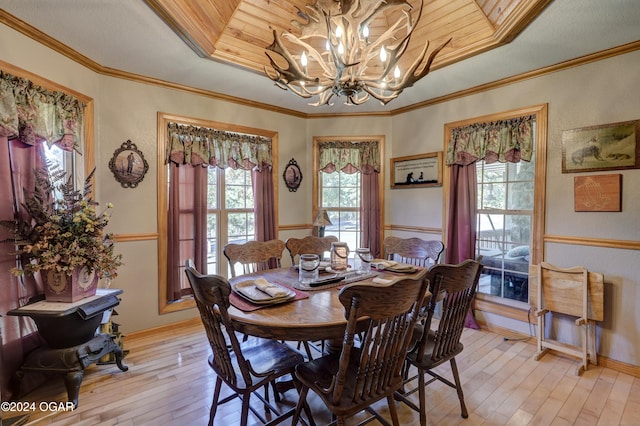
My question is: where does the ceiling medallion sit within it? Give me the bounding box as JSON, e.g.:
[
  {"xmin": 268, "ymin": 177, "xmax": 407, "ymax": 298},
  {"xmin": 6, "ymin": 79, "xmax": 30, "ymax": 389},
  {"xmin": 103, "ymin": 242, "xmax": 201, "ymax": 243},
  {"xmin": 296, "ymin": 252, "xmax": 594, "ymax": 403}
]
[{"xmin": 264, "ymin": 0, "xmax": 451, "ymax": 106}]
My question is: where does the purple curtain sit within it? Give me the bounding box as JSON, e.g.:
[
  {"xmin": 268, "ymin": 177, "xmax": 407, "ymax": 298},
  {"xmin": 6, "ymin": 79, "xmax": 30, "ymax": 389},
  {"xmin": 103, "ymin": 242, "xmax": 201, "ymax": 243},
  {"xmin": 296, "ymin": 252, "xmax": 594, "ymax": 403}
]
[
  {"xmin": 253, "ymin": 166, "xmax": 277, "ymax": 269},
  {"xmin": 167, "ymin": 164, "xmax": 208, "ymax": 301},
  {"xmin": 0, "ymin": 137, "xmax": 46, "ymax": 400},
  {"xmin": 445, "ymin": 163, "xmax": 477, "ymax": 263},
  {"xmin": 446, "ymin": 163, "xmax": 479, "ymax": 329},
  {"xmin": 253, "ymin": 166, "xmax": 276, "ymax": 242},
  {"xmin": 360, "ymin": 171, "xmax": 381, "ymax": 258}
]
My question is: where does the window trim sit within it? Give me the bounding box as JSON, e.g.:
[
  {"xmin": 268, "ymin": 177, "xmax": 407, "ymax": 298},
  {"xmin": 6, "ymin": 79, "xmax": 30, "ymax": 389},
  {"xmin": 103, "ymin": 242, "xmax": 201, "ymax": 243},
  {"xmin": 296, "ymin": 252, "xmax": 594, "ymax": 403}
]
[
  {"xmin": 157, "ymin": 112, "xmax": 278, "ymax": 314},
  {"xmin": 312, "ymin": 135, "xmax": 385, "ymax": 255},
  {"xmin": 443, "ymin": 104, "xmax": 548, "ymax": 321}
]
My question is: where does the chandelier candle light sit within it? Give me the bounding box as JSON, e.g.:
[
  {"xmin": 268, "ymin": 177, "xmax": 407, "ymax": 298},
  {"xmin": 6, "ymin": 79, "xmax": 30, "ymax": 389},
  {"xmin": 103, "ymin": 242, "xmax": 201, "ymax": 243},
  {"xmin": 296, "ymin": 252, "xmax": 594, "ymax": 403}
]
[{"xmin": 265, "ymin": 0, "xmax": 451, "ymax": 106}]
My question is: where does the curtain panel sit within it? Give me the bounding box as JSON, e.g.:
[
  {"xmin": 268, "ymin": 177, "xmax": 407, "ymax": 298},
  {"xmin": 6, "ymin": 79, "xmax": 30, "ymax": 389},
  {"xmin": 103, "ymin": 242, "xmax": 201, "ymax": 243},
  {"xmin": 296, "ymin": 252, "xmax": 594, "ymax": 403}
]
[
  {"xmin": 318, "ymin": 140, "xmax": 380, "ymax": 174},
  {"xmin": 446, "ymin": 115, "xmax": 534, "ymax": 166},
  {"xmin": 0, "ymin": 71, "xmax": 85, "ymax": 152},
  {"xmin": 166, "ymin": 122, "xmax": 272, "ymax": 170}
]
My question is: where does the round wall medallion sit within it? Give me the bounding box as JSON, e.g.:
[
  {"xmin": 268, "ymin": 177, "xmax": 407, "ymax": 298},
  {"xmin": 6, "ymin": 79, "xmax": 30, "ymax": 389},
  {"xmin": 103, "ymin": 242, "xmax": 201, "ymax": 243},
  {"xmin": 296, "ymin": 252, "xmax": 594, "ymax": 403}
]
[
  {"xmin": 109, "ymin": 140, "xmax": 149, "ymax": 188},
  {"xmin": 283, "ymin": 158, "xmax": 302, "ymax": 192}
]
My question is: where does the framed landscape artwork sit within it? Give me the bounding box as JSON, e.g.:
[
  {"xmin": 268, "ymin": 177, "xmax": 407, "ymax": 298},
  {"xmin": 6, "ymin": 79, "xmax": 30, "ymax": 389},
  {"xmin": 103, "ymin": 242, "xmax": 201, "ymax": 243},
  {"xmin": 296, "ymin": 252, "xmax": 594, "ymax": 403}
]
[
  {"xmin": 390, "ymin": 151, "xmax": 442, "ymax": 188},
  {"xmin": 561, "ymin": 119, "xmax": 640, "ymax": 173}
]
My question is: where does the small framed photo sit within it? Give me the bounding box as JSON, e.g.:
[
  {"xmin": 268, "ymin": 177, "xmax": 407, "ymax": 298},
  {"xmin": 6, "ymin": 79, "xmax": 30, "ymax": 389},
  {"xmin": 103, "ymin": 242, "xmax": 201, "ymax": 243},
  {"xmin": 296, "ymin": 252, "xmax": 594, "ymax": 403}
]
[
  {"xmin": 108, "ymin": 140, "xmax": 149, "ymax": 188},
  {"xmin": 561, "ymin": 119, "xmax": 640, "ymax": 173},
  {"xmin": 283, "ymin": 158, "xmax": 302, "ymax": 192},
  {"xmin": 390, "ymin": 152, "xmax": 442, "ymax": 189}
]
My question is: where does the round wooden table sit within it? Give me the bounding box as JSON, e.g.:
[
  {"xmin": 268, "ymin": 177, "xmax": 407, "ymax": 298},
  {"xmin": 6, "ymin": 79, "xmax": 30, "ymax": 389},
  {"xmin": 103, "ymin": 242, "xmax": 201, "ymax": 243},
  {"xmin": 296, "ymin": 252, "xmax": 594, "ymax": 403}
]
[{"xmin": 228, "ymin": 267, "xmax": 428, "ymax": 342}]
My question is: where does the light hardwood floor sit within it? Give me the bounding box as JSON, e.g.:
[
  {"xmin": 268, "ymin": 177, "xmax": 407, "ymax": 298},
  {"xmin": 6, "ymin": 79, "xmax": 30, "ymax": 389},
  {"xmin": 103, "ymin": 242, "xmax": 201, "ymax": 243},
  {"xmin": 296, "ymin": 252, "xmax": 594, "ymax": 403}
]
[{"xmin": 5, "ymin": 320, "xmax": 639, "ymax": 425}]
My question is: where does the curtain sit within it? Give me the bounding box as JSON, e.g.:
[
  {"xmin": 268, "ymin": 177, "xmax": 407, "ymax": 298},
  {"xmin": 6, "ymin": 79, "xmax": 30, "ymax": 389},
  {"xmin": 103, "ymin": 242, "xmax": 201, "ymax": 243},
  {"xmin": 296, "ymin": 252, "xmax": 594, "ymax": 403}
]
[
  {"xmin": 166, "ymin": 164, "xmax": 208, "ymax": 301},
  {"xmin": 318, "ymin": 140, "xmax": 380, "ymax": 173},
  {"xmin": 166, "ymin": 122, "xmax": 272, "ymax": 170},
  {"xmin": 165, "ymin": 123, "xmax": 275, "ymax": 300},
  {"xmin": 317, "ymin": 139, "xmax": 381, "ymax": 254},
  {"xmin": 0, "ymin": 72, "xmax": 85, "ymax": 152},
  {"xmin": 0, "ymin": 138, "xmax": 46, "ymax": 400},
  {"xmin": 445, "ymin": 115, "xmax": 534, "ymax": 329},
  {"xmin": 446, "ymin": 164, "xmax": 477, "ymax": 263},
  {"xmin": 446, "ymin": 116, "xmax": 534, "ymax": 166},
  {"xmin": 360, "ymin": 171, "xmax": 381, "ymax": 258},
  {"xmin": 253, "ymin": 166, "xmax": 277, "ymax": 269},
  {"xmin": 0, "ymin": 71, "xmax": 86, "ymax": 400}
]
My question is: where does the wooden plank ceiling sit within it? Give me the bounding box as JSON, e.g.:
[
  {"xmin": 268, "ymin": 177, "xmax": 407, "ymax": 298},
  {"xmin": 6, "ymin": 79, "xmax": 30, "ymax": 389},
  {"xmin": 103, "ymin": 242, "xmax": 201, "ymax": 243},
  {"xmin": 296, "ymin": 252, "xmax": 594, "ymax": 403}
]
[{"xmin": 144, "ymin": 0, "xmax": 551, "ymax": 76}]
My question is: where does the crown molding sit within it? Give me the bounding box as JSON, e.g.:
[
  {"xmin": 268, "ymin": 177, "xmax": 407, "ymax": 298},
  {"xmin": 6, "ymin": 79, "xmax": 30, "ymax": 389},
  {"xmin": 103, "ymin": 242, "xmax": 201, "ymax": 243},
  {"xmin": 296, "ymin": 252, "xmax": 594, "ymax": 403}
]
[{"xmin": 2, "ymin": 9, "xmax": 640, "ymax": 119}]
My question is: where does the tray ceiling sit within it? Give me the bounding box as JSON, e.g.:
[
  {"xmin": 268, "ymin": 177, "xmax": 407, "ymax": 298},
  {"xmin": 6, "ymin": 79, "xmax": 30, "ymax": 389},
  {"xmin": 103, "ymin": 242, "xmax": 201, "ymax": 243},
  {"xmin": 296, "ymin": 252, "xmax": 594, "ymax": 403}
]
[{"xmin": 2, "ymin": 0, "xmax": 640, "ymax": 115}]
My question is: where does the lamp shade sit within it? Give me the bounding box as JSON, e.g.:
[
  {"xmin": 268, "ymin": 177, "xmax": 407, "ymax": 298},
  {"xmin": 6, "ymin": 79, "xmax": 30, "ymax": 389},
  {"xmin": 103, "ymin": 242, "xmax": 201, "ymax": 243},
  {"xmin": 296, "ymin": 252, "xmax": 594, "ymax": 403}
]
[{"xmin": 313, "ymin": 209, "xmax": 332, "ymax": 227}]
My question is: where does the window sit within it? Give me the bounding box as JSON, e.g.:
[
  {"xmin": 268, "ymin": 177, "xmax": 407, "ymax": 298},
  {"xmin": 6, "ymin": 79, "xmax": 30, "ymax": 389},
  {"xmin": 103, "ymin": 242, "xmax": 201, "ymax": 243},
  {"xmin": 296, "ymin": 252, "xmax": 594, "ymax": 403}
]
[
  {"xmin": 444, "ymin": 104, "xmax": 547, "ymax": 321},
  {"xmin": 206, "ymin": 167, "xmax": 255, "ymax": 277},
  {"xmin": 320, "ymin": 171, "xmax": 361, "ymax": 250},
  {"xmin": 43, "ymin": 143, "xmax": 76, "ymax": 177},
  {"xmin": 313, "ymin": 136, "xmax": 384, "ymax": 258},
  {"xmin": 476, "ymin": 158, "xmax": 534, "ymax": 303},
  {"xmin": 157, "ymin": 113, "xmax": 276, "ymax": 314}
]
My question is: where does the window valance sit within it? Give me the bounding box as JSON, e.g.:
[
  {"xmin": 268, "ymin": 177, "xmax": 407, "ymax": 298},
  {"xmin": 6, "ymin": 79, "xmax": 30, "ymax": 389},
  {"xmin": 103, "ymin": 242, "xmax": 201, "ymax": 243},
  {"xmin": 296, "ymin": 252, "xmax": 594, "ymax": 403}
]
[
  {"xmin": 446, "ymin": 115, "xmax": 534, "ymax": 166},
  {"xmin": 167, "ymin": 122, "xmax": 272, "ymax": 170},
  {"xmin": 318, "ymin": 140, "xmax": 380, "ymax": 174},
  {"xmin": 0, "ymin": 71, "xmax": 85, "ymax": 152}
]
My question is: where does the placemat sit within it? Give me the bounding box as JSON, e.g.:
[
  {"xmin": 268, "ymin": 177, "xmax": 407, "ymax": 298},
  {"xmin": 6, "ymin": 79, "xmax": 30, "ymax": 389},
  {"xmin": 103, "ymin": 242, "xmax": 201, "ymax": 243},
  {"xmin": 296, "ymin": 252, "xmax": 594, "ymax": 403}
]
[{"xmin": 229, "ymin": 283, "xmax": 309, "ymax": 312}]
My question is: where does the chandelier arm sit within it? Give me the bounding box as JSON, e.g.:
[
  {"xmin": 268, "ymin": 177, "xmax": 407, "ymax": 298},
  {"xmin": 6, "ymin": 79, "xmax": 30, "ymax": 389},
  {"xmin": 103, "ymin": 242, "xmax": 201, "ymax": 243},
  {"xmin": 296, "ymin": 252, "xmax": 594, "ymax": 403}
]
[
  {"xmin": 281, "ymin": 33, "xmax": 338, "ymax": 78},
  {"xmin": 364, "ymin": 86, "xmax": 400, "ymax": 105},
  {"xmin": 265, "ymin": 30, "xmax": 320, "ymax": 84},
  {"xmin": 395, "ymin": 37, "xmax": 452, "ymax": 89}
]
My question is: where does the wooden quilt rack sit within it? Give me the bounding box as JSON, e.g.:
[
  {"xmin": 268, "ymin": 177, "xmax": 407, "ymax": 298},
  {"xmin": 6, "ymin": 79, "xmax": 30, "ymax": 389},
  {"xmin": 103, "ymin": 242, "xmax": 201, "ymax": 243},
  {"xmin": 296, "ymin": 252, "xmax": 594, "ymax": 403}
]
[{"xmin": 529, "ymin": 262, "xmax": 604, "ymax": 376}]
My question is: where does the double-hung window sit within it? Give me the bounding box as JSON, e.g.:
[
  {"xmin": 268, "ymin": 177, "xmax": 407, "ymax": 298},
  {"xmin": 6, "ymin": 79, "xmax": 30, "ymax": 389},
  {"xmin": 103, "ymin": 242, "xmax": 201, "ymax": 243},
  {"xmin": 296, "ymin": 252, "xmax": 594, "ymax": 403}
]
[
  {"xmin": 476, "ymin": 158, "xmax": 534, "ymax": 303},
  {"xmin": 319, "ymin": 171, "xmax": 361, "ymax": 250},
  {"xmin": 314, "ymin": 137, "xmax": 383, "ymax": 258},
  {"xmin": 158, "ymin": 115, "xmax": 275, "ymax": 312},
  {"xmin": 445, "ymin": 105, "xmax": 547, "ymax": 317},
  {"xmin": 204, "ymin": 167, "xmax": 255, "ymax": 276}
]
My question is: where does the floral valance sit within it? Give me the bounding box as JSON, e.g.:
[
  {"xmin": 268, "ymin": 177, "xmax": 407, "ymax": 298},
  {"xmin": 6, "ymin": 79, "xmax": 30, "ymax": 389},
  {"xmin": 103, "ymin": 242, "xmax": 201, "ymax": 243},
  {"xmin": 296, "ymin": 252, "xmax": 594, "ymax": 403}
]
[
  {"xmin": 167, "ymin": 122, "xmax": 272, "ymax": 171},
  {"xmin": 446, "ymin": 115, "xmax": 535, "ymax": 166},
  {"xmin": 0, "ymin": 71, "xmax": 85, "ymax": 152},
  {"xmin": 318, "ymin": 140, "xmax": 380, "ymax": 174}
]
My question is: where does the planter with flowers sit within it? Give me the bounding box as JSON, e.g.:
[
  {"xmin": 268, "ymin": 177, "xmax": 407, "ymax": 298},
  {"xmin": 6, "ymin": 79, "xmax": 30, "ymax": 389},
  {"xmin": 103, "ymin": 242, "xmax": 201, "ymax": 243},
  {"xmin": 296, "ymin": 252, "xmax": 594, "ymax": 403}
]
[{"xmin": 1, "ymin": 165, "xmax": 123, "ymax": 302}]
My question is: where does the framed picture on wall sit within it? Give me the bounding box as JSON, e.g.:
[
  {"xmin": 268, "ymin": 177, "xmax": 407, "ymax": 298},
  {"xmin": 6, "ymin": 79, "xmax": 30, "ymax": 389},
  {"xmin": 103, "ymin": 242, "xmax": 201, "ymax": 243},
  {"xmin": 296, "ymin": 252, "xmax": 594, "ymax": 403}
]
[
  {"xmin": 561, "ymin": 119, "xmax": 640, "ymax": 173},
  {"xmin": 390, "ymin": 152, "xmax": 442, "ymax": 188},
  {"xmin": 108, "ymin": 140, "xmax": 149, "ymax": 188}
]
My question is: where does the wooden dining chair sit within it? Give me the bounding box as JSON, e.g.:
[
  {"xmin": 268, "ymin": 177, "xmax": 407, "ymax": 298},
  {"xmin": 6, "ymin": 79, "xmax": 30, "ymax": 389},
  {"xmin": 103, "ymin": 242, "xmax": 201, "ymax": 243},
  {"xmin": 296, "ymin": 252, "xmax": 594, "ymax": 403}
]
[
  {"xmin": 395, "ymin": 259, "xmax": 483, "ymax": 426},
  {"xmin": 223, "ymin": 239, "xmax": 285, "ymax": 277},
  {"xmin": 184, "ymin": 259, "xmax": 309, "ymax": 426},
  {"xmin": 224, "ymin": 238, "xmax": 319, "ymax": 358},
  {"xmin": 291, "ymin": 277, "xmax": 431, "ymax": 426},
  {"xmin": 285, "ymin": 235, "xmax": 338, "ymax": 264},
  {"xmin": 383, "ymin": 236, "xmax": 444, "ymax": 268}
]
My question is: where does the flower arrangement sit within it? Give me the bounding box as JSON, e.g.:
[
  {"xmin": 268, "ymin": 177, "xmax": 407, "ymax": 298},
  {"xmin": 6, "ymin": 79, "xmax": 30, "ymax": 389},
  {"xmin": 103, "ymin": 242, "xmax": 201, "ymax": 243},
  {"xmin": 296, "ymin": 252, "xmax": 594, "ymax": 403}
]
[{"xmin": 1, "ymin": 165, "xmax": 123, "ymax": 279}]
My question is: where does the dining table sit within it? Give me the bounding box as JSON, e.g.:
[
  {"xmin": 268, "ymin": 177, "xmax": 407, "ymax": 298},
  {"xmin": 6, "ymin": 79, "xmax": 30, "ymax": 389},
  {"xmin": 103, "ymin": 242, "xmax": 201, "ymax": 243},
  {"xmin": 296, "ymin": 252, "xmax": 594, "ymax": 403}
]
[{"xmin": 227, "ymin": 265, "xmax": 429, "ymax": 348}]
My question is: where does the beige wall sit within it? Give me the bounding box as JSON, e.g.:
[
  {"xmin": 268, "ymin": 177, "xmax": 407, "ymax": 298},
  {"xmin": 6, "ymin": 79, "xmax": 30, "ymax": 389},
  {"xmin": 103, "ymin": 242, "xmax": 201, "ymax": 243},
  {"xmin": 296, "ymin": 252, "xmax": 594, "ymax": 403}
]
[
  {"xmin": 2, "ymin": 23, "xmax": 639, "ymax": 366},
  {"xmin": 390, "ymin": 51, "xmax": 640, "ymax": 365}
]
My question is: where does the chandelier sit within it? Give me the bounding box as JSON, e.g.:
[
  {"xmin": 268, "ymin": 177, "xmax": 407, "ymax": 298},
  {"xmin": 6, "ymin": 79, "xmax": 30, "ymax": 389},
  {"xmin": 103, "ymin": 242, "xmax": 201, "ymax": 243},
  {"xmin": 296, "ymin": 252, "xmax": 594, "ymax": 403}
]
[{"xmin": 264, "ymin": 0, "xmax": 451, "ymax": 106}]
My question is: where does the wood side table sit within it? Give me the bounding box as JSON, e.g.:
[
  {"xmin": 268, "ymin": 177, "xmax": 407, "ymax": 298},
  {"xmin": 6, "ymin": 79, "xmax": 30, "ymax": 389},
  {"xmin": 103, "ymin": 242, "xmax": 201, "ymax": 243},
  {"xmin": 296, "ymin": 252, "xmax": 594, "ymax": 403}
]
[{"xmin": 7, "ymin": 289, "xmax": 129, "ymax": 407}]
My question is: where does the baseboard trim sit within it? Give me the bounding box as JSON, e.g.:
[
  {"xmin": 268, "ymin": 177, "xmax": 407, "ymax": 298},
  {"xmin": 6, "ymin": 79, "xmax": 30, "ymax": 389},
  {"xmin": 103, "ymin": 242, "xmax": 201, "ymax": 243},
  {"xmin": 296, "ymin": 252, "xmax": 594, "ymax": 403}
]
[{"xmin": 125, "ymin": 317, "xmax": 202, "ymax": 340}]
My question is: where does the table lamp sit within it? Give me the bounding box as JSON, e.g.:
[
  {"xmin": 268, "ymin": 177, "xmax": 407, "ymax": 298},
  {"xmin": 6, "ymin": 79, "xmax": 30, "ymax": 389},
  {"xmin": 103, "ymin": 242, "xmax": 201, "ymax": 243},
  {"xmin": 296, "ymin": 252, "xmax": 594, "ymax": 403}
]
[{"xmin": 313, "ymin": 209, "xmax": 332, "ymax": 237}]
